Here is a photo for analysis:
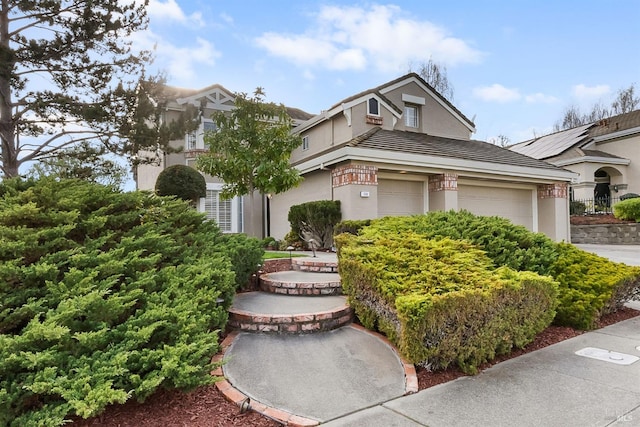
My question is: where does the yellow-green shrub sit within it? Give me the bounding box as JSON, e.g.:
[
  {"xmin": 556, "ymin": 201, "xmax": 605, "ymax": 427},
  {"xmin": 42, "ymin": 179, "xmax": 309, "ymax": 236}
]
[
  {"xmin": 550, "ymin": 243, "xmax": 640, "ymax": 329},
  {"xmin": 336, "ymin": 232, "xmax": 558, "ymax": 374},
  {"xmin": 613, "ymin": 198, "xmax": 640, "ymax": 222}
]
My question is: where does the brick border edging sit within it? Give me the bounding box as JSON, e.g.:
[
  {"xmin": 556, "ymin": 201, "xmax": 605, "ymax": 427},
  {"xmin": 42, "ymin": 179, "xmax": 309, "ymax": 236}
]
[
  {"xmin": 210, "ymin": 326, "xmax": 418, "ymax": 427},
  {"xmin": 211, "ymin": 331, "xmax": 320, "ymax": 427},
  {"xmin": 260, "ymin": 273, "xmax": 342, "ymax": 296},
  {"xmin": 292, "ymin": 258, "xmax": 339, "ymax": 273},
  {"xmin": 228, "ymin": 303, "xmax": 353, "ymax": 333},
  {"xmin": 347, "ymin": 324, "xmax": 419, "ymax": 394}
]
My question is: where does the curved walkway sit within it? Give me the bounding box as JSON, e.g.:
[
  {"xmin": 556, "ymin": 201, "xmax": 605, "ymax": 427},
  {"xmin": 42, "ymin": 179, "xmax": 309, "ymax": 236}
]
[{"xmin": 221, "ymin": 325, "xmax": 413, "ymax": 423}]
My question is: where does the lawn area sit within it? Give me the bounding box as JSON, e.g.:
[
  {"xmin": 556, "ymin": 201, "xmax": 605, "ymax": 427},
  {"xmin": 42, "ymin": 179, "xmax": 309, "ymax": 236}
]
[{"xmin": 263, "ymin": 251, "xmax": 307, "ymax": 260}]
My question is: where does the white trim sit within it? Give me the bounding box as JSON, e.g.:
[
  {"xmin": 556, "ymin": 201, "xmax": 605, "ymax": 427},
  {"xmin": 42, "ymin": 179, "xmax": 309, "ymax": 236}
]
[
  {"xmin": 552, "ymin": 156, "xmax": 630, "ymax": 167},
  {"xmin": 402, "ymin": 93, "xmax": 426, "ymax": 105},
  {"xmin": 380, "ymin": 76, "xmax": 475, "ymax": 133},
  {"xmin": 295, "ymin": 146, "xmax": 577, "ymax": 182},
  {"xmin": 592, "ymin": 126, "xmax": 640, "ymax": 143}
]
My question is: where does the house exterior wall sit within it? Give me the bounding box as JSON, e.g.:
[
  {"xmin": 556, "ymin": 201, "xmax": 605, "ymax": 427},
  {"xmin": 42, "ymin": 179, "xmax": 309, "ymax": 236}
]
[
  {"xmin": 596, "ymin": 134, "xmax": 640, "ymax": 196},
  {"xmin": 269, "ymin": 170, "xmax": 332, "ymax": 239}
]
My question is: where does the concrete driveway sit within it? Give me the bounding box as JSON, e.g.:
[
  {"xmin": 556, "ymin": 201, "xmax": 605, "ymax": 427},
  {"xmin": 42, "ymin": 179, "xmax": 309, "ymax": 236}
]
[{"xmin": 575, "ymin": 244, "xmax": 640, "ymax": 266}]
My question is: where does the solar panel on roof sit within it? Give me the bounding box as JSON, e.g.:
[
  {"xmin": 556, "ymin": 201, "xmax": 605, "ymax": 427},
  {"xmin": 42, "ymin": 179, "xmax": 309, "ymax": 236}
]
[{"xmin": 510, "ymin": 124, "xmax": 592, "ymax": 159}]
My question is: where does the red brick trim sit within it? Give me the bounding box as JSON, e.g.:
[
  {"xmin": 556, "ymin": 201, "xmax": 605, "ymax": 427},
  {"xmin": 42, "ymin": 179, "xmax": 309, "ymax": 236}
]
[
  {"xmin": 332, "ymin": 164, "xmax": 378, "ymax": 188},
  {"xmin": 228, "ymin": 304, "xmax": 353, "ymax": 333},
  {"xmin": 537, "ymin": 182, "xmax": 568, "ymax": 199},
  {"xmin": 292, "ymin": 258, "xmax": 339, "ymax": 273},
  {"xmin": 428, "ymin": 173, "xmax": 458, "ymax": 192}
]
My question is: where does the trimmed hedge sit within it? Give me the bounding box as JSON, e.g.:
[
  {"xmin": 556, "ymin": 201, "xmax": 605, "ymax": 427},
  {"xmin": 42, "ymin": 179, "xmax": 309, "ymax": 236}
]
[
  {"xmin": 0, "ymin": 178, "xmax": 239, "ymax": 426},
  {"xmin": 336, "ymin": 232, "xmax": 558, "ymax": 374},
  {"xmin": 550, "ymin": 243, "xmax": 640, "ymax": 329},
  {"xmin": 613, "ymin": 197, "xmax": 640, "ymax": 222},
  {"xmin": 354, "ymin": 211, "xmax": 558, "ymax": 276}
]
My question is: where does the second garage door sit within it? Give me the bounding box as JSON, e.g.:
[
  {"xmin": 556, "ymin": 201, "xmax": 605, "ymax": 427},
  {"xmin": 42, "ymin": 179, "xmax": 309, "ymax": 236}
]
[
  {"xmin": 378, "ymin": 179, "xmax": 424, "ymax": 217},
  {"xmin": 458, "ymin": 185, "xmax": 534, "ymax": 230}
]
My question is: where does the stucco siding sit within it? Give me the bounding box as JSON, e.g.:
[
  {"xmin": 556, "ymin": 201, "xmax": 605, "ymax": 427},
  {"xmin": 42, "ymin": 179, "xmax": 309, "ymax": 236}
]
[
  {"xmin": 596, "ymin": 134, "xmax": 640, "ymax": 195},
  {"xmin": 269, "ymin": 171, "xmax": 332, "ymax": 240}
]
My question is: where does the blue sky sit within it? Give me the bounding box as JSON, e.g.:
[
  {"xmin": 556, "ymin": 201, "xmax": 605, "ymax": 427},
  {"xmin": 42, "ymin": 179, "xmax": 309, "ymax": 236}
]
[{"xmin": 138, "ymin": 0, "xmax": 639, "ymax": 144}]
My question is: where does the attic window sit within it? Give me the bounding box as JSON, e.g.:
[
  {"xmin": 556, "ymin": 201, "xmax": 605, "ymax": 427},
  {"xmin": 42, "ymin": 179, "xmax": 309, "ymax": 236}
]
[
  {"xmin": 368, "ymin": 98, "xmax": 379, "ymax": 116},
  {"xmin": 302, "ymin": 135, "xmax": 309, "ymax": 151},
  {"xmin": 404, "ymin": 105, "xmax": 419, "ymax": 128}
]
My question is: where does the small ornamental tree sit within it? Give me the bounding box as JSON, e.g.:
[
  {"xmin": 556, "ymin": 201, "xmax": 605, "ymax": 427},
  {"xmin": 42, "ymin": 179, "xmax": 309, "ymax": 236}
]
[
  {"xmin": 155, "ymin": 164, "xmax": 206, "ymax": 205},
  {"xmin": 196, "ymin": 88, "xmax": 303, "ymax": 233},
  {"xmin": 288, "ymin": 200, "xmax": 341, "ymax": 249}
]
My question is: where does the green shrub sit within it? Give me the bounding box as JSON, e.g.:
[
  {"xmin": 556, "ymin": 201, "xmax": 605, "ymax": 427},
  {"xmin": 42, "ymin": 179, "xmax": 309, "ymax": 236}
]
[
  {"xmin": 613, "ymin": 198, "xmax": 640, "ymax": 222},
  {"xmin": 0, "ymin": 178, "xmax": 235, "ymax": 426},
  {"xmin": 336, "ymin": 232, "xmax": 558, "ymax": 374},
  {"xmin": 570, "ymin": 200, "xmax": 586, "ymax": 215},
  {"xmin": 333, "ymin": 219, "xmax": 372, "ymax": 236},
  {"xmin": 218, "ymin": 233, "xmax": 264, "ymax": 290},
  {"xmin": 155, "ymin": 165, "xmax": 206, "ymax": 203},
  {"xmin": 288, "ymin": 200, "xmax": 341, "ymax": 249},
  {"xmin": 359, "ymin": 211, "xmax": 558, "ymax": 276},
  {"xmin": 549, "ymin": 243, "xmax": 640, "ymax": 329}
]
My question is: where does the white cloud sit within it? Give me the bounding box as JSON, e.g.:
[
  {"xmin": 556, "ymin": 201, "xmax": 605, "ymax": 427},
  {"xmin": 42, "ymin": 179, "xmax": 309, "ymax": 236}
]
[
  {"xmin": 255, "ymin": 4, "xmax": 482, "ymax": 73},
  {"xmin": 220, "ymin": 13, "xmax": 234, "ymax": 25},
  {"xmin": 525, "ymin": 93, "xmax": 559, "ymax": 104},
  {"xmin": 303, "ymin": 70, "xmax": 315, "ymax": 80},
  {"xmin": 572, "ymin": 84, "xmax": 610, "ymax": 99},
  {"xmin": 473, "ymin": 84, "xmax": 521, "ymax": 103},
  {"xmin": 148, "ymin": 0, "xmax": 204, "ymax": 27}
]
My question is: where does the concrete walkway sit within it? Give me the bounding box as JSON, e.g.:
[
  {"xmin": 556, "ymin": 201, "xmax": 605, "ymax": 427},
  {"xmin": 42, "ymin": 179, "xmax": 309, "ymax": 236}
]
[{"xmin": 323, "ymin": 244, "xmax": 640, "ymax": 426}]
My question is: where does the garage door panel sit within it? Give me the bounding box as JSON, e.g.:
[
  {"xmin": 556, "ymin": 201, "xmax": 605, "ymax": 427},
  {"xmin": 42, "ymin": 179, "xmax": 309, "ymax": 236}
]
[
  {"xmin": 458, "ymin": 185, "xmax": 533, "ymax": 229},
  {"xmin": 378, "ymin": 179, "xmax": 424, "ymax": 217}
]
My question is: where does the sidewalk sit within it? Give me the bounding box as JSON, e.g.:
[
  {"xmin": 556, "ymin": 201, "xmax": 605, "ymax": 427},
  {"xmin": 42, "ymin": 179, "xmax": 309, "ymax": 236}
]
[{"xmin": 323, "ymin": 244, "xmax": 640, "ymax": 426}]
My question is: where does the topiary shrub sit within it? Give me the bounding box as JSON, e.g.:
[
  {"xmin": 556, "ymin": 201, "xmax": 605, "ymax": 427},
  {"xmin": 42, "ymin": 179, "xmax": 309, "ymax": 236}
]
[
  {"xmin": 287, "ymin": 200, "xmax": 341, "ymax": 249},
  {"xmin": 155, "ymin": 165, "xmax": 206, "ymax": 204},
  {"xmin": 549, "ymin": 243, "xmax": 640, "ymax": 329},
  {"xmin": 613, "ymin": 197, "xmax": 640, "ymax": 222},
  {"xmin": 0, "ymin": 178, "xmax": 235, "ymax": 426},
  {"xmin": 336, "ymin": 231, "xmax": 558, "ymax": 374}
]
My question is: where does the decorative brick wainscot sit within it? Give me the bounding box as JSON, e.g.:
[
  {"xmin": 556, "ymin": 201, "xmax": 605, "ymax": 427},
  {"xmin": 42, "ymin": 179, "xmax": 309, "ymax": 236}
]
[{"xmin": 571, "ymin": 223, "xmax": 640, "ymax": 244}]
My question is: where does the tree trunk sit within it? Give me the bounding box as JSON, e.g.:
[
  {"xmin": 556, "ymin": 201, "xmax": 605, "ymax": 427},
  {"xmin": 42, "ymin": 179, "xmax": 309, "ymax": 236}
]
[{"xmin": 0, "ymin": 1, "xmax": 18, "ymax": 178}]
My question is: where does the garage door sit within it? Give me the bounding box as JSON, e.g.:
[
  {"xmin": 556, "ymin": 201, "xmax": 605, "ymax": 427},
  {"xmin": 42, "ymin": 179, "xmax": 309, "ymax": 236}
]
[
  {"xmin": 458, "ymin": 185, "xmax": 533, "ymax": 229},
  {"xmin": 378, "ymin": 179, "xmax": 424, "ymax": 217}
]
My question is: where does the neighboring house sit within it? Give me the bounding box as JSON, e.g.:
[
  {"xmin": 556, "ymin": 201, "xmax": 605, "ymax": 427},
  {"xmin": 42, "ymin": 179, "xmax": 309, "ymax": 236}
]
[
  {"xmin": 510, "ymin": 110, "xmax": 640, "ymax": 203},
  {"xmin": 269, "ymin": 73, "xmax": 576, "ymax": 242},
  {"xmin": 134, "ymin": 83, "xmax": 313, "ymax": 236},
  {"xmin": 136, "ymin": 74, "xmax": 577, "ymax": 241}
]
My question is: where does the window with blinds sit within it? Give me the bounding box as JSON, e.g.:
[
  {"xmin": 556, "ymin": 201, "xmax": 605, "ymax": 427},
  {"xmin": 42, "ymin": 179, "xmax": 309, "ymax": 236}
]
[{"xmin": 205, "ymin": 189, "xmax": 233, "ymax": 232}]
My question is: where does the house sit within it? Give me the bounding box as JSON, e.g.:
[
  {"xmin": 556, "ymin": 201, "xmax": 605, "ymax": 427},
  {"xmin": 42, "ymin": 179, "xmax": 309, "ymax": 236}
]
[
  {"xmin": 134, "ymin": 83, "xmax": 313, "ymax": 236},
  {"xmin": 510, "ymin": 110, "xmax": 640, "ymax": 203},
  {"xmin": 269, "ymin": 73, "xmax": 576, "ymax": 242},
  {"xmin": 136, "ymin": 74, "xmax": 577, "ymax": 242}
]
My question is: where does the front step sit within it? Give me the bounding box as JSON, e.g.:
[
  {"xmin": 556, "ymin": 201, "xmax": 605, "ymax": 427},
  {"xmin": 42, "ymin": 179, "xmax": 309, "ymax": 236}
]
[
  {"xmin": 260, "ymin": 271, "xmax": 342, "ymax": 296},
  {"xmin": 228, "ymin": 292, "xmax": 353, "ymax": 334},
  {"xmin": 292, "ymin": 257, "xmax": 338, "ymax": 273}
]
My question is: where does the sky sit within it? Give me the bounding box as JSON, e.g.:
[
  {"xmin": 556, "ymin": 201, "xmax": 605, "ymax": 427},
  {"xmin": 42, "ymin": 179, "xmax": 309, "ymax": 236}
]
[{"xmin": 137, "ymin": 0, "xmax": 640, "ymax": 144}]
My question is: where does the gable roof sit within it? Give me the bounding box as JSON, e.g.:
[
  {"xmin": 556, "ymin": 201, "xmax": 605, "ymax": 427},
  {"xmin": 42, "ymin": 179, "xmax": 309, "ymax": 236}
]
[
  {"xmin": 330, "ymin": 73, "xmax": 474, "ymax": 129},
  {"xmin": 510, "ymin": 109, "xmax": 640, "ymax": 160},
  {"xmin": 295, "ymin": 73, "xmax": 475, "ymax": 134}
]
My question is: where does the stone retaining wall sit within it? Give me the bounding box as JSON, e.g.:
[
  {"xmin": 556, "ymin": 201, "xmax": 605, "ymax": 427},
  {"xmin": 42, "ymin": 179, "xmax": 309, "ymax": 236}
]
[{"xmin": 571, "ymin": 223, "xmax": 640, "ymax": 244}]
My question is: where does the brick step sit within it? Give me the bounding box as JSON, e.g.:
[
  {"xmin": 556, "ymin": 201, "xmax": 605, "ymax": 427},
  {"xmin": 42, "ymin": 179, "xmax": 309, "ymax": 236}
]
[
  {"xmin": 291, "ymin": 257, "xmax": 339, "ymax": 273},
  {"xmin": 228, "ymin": 292, "xmax": 353, "ymax": 334},
  {"xmin": 260, "ymin": 271, "xmax": 342, "ymax": 296}
]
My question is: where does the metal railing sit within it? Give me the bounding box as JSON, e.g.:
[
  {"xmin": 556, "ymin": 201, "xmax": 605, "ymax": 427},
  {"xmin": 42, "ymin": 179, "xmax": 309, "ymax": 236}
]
[{"xmin": 570, "ymin": 197, "xmax": 621, "ymax": 215}]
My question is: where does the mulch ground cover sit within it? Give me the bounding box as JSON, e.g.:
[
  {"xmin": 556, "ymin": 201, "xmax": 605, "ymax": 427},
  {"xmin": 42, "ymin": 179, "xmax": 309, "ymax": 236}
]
[{"xmin": 69, "ymin": 307, "xmax": 640, "ymax": 427}]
